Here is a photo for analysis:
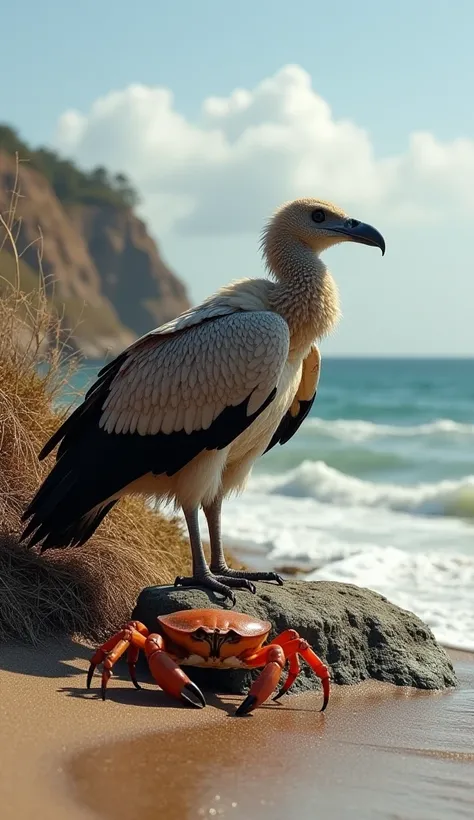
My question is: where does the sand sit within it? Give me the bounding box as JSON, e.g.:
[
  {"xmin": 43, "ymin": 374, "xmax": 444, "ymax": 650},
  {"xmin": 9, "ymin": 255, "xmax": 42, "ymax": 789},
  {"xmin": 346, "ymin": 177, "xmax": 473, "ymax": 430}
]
[{"xmin": 1, "ymin": 639, "xmax": 473, "ymax": 820}]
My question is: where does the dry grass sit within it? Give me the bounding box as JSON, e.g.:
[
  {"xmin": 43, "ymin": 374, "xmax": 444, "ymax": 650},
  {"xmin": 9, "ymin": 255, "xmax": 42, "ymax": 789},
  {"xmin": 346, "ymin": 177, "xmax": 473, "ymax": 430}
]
[{"xmin": 0, "ymin": 158, "xmax": 193, "ymax": 645}]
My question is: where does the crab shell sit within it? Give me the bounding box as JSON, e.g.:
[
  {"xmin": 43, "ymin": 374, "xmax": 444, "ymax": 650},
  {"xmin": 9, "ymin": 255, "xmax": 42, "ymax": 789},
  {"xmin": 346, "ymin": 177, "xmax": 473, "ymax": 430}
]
[{"xmin": 156, "ymin": 609, "xmax": 272, "ymax": 668}]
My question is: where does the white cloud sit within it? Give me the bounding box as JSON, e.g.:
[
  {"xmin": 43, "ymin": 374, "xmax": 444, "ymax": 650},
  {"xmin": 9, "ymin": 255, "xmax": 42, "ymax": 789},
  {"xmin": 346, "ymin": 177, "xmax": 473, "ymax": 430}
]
[{"xmin": 54, "ymin": 65, "xmax": 474, "ymax": 235}]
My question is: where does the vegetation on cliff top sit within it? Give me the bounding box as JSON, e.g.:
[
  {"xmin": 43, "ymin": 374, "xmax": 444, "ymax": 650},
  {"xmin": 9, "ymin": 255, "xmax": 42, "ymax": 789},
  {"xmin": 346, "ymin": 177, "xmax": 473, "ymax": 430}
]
[{"xmin": 0, "ymin": 123, "xmax": 139, "ymax": 209}]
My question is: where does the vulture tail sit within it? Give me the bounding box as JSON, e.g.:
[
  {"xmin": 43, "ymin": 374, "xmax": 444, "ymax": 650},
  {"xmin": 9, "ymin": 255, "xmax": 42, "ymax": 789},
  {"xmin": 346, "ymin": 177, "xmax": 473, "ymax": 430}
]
[
  {"xmin": 31, "ymin": 501, "xmax": 118, "ymax": 552},
  {"xmin": 20, "ymin": 355, "xmax": 127, "ymax": 550}
]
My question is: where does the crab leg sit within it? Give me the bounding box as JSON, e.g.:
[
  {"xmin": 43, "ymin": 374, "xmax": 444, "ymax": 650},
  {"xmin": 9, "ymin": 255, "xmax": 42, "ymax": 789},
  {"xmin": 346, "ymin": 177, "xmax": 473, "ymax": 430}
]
[
  {"xmin": 235, "ymin": 635, "xmax": 330, "ymax": 716},
  {"xmin": 87, "ymin": 624, "xmax": 206, "ymax": 708},
  {"xmin": 266, "ymin": 629, "xmax": 300, "ymax": 700},
  {"xmin": 273, "ymin": 652, "xmax": 301, "ymax": 701},
  {"xmin": 263, "ymin": 629, "xmax": 301, "ymax": 701},
  {"xmin": 270, "ymin": 629, "xmax": 299, "ymax": 647},
  {"xmin": 274, "ymin": 636, "xmax": 330, "ymax": 711},
  {"xmin": 87, "ymin": 621, "xmax": 149, "ymax": 699},
  {"xmin": 127, "ymin": 644, "xmax": 142, "ymax": 690}
]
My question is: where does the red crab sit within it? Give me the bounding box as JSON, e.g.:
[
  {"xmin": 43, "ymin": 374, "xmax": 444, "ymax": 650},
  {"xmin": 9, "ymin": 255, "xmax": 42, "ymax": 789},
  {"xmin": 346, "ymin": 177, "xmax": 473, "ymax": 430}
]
[{"xmin": 87, "ymin": 608, "xmax": 330, "ymax": 715}]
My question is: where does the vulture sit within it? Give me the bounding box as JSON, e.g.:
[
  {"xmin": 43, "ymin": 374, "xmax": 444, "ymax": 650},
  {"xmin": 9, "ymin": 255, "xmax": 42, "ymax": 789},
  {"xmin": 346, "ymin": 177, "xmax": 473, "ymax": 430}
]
[{"xmin": 21, "ymin": 198, "xmax": 385, "ymax": 604}]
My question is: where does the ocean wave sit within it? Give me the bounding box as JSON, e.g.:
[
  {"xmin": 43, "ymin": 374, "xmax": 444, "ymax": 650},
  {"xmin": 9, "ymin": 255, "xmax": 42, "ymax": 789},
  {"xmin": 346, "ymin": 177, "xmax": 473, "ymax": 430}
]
[
  {"xmin": 263, "ymin": 446, "xmax": 410, "ymax": 477},
  {"xmin": 253, "ymin": 460, "xmax": 474, "ymax": 518},
  {"xmin": 310, "ymin": 544, "xmax": 474, "ymax": 590},
  {"xmin": 307, "ymin": 545, "xmax": 474, "ymax": 651},
  {"xmin": 305, "ymin": 417, "xmax": 474, "ymax": 442},
  {"xmin": 215, "ymin": 496, "xmax": 474, "ymax": 651}
]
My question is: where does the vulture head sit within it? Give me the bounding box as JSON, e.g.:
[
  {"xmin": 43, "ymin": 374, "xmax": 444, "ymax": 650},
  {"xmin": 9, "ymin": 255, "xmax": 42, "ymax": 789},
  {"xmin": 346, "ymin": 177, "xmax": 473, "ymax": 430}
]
[{"xmin": 262, "ymin": 197, "xmax": 386, "ymax": 265}]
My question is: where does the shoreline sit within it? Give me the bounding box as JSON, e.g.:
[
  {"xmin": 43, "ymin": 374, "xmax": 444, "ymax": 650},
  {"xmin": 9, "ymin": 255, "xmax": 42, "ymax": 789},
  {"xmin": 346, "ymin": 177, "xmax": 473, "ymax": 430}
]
[{"xmin": 1, "ymin": 639, "xmax": 473, "ymax": 820}]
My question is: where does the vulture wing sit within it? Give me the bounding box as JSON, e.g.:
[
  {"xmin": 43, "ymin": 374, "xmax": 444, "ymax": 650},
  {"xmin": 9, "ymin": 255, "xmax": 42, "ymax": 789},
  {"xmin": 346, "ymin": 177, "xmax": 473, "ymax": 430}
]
[
  {"xmin": 264, "ymin": 344, "xmax": 321, "ymax": 453},
  {"xmin": 21, "ymin": 310, "xmax": 289, "ymax": 550}
]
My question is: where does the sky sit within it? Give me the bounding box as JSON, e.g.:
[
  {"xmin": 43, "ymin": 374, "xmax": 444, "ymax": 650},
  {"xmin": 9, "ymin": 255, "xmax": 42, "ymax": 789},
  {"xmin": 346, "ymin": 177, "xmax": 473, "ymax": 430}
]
[{"xmin": 2, "ymin": 0, "xmax": 474, "ymax": 355}]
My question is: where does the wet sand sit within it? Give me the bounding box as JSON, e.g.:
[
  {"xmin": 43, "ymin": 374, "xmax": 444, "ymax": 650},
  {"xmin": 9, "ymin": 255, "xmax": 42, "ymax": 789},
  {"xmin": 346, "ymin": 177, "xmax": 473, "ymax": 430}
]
[{"xmin": 1, "ymin": 640, "xmax": 473, "ymax": 820}]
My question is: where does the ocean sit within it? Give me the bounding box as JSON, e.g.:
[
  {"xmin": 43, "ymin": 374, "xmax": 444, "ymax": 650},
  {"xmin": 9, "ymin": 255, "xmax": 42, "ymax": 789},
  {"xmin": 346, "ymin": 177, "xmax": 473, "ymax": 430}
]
[{"xmin": 69, "ymin": 357, "xmax": 474, "ymax": 651}]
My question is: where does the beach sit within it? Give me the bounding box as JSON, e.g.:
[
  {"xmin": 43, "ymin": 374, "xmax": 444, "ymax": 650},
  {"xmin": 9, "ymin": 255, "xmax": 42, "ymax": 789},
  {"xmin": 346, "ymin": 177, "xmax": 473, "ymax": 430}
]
[
  {"xmin": 2, "ymin": 361, "xmax": 473, "ymax": 819},
  {"xmin": 1, "ymin": 640, "xmax": 473, "ymax": 820},
  {"xmin": 3, "ymin": 363, "xmax": 474, "ymax": 819}
]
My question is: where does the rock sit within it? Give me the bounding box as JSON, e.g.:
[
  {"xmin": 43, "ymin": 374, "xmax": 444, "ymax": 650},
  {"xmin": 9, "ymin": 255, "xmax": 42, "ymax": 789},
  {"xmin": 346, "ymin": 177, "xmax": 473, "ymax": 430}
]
[{"xmin": 131, "ymin": 580, "xmax": 456, "ymax": 696}]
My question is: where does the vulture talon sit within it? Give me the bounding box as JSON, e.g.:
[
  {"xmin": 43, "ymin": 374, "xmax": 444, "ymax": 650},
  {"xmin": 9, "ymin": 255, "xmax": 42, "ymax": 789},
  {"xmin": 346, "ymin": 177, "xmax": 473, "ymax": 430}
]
[
  {"xmin": 209, "ymin": 567, "xmax": 284, "ymax": 589},
  {"xmin": 214, "ymin": 576, "xmax": 257, "ymax": 594},
  {"xmin": 174, "ymin": 574, "xmax": 237, "ymax": 605}
]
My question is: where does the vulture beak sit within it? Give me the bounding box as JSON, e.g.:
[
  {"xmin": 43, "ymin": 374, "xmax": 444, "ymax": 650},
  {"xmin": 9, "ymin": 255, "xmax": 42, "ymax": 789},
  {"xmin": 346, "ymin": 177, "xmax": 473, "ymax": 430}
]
[{"xmin": 331, "ymin": 218, "xmax": 386, "ymax": 256}]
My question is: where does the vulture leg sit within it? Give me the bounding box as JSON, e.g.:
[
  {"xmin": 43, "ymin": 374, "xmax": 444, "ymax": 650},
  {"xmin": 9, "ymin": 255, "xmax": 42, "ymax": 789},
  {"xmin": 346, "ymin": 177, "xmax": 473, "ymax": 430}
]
[
  {"xmin": 204, "ymin": 497, "xmax": 284, "ymax": 587},
  {"xmin": 175, "ymin": 507, "xmax": 247, "ymax": 605}
]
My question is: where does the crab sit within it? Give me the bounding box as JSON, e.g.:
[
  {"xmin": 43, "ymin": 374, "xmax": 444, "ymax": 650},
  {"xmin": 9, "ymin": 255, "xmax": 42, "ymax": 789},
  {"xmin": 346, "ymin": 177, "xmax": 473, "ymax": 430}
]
[{"xmin": 87, "ymin": 608, "xmax": 330, "ymax": 715}]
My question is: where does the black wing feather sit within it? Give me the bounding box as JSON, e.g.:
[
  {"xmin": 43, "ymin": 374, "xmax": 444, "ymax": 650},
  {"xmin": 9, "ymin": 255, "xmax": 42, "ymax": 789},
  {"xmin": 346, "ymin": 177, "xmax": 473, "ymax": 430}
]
[
  {"xmin": 264, "ymin": 392, "xmax": 316, "ymax": 454},
  {"xmin": 20, "ymin": 348, "xmax": 277, "ymax": 551}
]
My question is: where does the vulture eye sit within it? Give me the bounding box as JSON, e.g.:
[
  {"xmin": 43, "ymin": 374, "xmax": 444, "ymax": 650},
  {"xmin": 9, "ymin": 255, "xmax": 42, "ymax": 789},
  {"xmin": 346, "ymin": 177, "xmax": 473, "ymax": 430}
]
[{"xmin": 311, "ymin": 209, "xmax": 325, "ymax": 224}]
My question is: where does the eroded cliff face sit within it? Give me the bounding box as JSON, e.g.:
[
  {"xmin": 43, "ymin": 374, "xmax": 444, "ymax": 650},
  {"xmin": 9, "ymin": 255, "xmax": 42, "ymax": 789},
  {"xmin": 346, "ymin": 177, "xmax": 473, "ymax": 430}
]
[
  {"xmin": 0, "ymin": 151, "xmax": 190, "ymax": 357},
  {"xmin": 68, "ymin": 205, "xmax": 189, "ymax": 338}
]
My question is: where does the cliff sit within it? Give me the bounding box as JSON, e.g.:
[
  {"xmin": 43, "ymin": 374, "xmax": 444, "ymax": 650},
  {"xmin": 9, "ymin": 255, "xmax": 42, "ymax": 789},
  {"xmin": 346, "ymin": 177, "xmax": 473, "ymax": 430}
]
[
  {"xmin": 0, "ymin": 142, "xmax": 189, "ymax": 358},
  {"xmin": 68, "ymin": 204, "xmax": 189, "ymax": 337}
]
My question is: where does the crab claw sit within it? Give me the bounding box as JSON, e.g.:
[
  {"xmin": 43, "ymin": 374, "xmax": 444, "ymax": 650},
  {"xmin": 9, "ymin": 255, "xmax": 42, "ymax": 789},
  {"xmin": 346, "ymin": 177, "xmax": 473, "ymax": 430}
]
[
  {"xmin": 235, "ymin": 646, "xmax": 285, "ymax": 716},
  {"xmin": 235, "ymin": 694, "xmax": 258, "ymax": 716},
  {"xmin": 145, "ymin": 636, "xmax": 206, "ymax": 709},
  {"xmin": 181, "ymin": 681, "xmax": 207, "ymax": 709}
]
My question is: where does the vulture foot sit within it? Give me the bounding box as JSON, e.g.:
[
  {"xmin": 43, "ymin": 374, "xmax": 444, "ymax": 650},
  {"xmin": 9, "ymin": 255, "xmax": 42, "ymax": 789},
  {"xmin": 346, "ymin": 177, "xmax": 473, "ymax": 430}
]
[
  {"xmin": 174, "ymin": 573, "xmax": 245, "ymax": 605},
  {"xmin": 210, "ymin": 567, "xmax": 284, "ymax": 586}
]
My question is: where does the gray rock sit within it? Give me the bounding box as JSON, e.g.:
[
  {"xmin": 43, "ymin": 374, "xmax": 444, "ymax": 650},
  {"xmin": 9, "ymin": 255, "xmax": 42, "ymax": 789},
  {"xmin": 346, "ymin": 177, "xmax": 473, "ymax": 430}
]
[{"xmin": 131, "ymin": 580, "xmax": 456, "ymax": 696}]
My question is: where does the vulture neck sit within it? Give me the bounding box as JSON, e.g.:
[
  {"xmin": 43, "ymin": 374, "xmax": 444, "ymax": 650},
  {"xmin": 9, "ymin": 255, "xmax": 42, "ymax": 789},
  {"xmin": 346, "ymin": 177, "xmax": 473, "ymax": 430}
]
[{"xmin": 265, "ymin": 234, "xmax": 340, "ymax": 355}]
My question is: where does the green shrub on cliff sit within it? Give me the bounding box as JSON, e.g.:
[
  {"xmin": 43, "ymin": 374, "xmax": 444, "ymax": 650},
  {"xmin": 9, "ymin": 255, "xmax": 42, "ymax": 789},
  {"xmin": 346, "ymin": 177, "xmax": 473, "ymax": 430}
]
[{"xmin": 0, "ymin": 124, "xmax": 139, "ymax": 210}]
